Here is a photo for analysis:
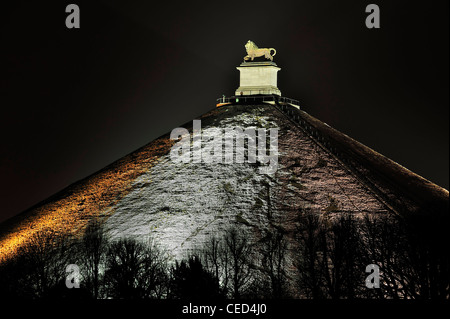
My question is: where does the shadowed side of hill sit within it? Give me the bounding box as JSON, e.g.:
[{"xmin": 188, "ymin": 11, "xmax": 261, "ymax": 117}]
[{"xmin": 276, "ymin": 103, "xmax": 449, "ymax": 216}]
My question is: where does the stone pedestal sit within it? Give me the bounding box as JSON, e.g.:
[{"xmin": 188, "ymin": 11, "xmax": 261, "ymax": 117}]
[{"xmin": 235, "ymin": 61, "xmax": 281, "ymax": 96}]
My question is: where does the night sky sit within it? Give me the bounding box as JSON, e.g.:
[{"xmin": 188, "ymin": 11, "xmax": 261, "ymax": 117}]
[{"xmin": 1, "ymin": 1, "xmax": 448, "ymax": 223}]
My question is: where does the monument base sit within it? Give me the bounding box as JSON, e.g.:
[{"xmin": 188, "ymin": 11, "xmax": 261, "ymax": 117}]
[{"xmin": 235, "ymin": 61, "xmax": 281, "ymax": 96}]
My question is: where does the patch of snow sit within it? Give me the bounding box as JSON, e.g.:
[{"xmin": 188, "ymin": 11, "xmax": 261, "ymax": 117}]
[{"xmin": 103, "ymin": 108, "xmax": 282, "ymax": 261}]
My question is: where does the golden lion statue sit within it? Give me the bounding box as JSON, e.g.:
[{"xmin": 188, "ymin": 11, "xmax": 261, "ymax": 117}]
[{"xmin": 244, "ymin": 40, "xmax": 276, "ymax": 61}]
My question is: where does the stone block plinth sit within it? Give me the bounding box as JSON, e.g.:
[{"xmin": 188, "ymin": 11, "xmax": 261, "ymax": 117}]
[{"xmin": 235, "ymin": 61, "xmax": 281, "ymax": 96}]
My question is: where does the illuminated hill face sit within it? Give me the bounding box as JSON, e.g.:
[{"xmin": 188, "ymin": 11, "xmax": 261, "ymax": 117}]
[
  {"xmin": 0, "ymin": 104, "xmax": 447, "ymax": 262},
  {"xmin": 0, "ymin": 137, "xmax": 174, "ymax": 261}
]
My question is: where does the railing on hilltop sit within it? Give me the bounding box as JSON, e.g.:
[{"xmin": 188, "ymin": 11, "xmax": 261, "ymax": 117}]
[{"xmin": 216, "ymin": 95, "xmax": 300, "ymax": 108}]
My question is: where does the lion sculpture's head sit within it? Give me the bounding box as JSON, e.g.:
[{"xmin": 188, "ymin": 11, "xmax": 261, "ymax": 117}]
[{"xmin": 245, "ymin": 40, "xmax": 258, "ymax": 54}]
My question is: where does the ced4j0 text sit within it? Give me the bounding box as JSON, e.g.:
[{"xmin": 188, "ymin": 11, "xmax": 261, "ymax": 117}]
[
  {"xmin": 227, "ymin": 304, "xmax": 266, "ymax": 316},
  {"xmin": 182, "ymin": 303, "xmax": 266, "ymax": 316}
]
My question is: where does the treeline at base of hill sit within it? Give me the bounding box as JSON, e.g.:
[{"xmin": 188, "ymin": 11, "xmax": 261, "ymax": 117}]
[{"xmin": 0, "ymin": 208, "xmax": 448, "ymax": 300}]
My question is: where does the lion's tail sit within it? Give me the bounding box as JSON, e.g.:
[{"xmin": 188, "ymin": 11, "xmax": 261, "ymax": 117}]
[{"xmin": 270, "ymin": 48, "xmax": 277, "ymax": 56}]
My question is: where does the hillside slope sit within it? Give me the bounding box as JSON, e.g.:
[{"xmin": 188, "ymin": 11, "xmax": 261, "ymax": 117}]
[{"xmin": 0, "ymin": 103, "xmax": 447, "ymax": 262}]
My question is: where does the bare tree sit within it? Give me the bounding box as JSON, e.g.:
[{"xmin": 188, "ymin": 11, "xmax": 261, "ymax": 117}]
[
  {"xmin": 295, "ymin": 213, "xmax": 365, "ymax": 299},
  {"xmin": 140, "ymin": 237, "xmax": 170, "ymax": 299},
  {"xmin": 78, "ymin": 219, "xmax": 107, "ymax": 299},
  {"xmin": 201, "ymin": 235, "xmax": 229, "ymax": 296},
  {"xmin": 9, "ymin": 228, "xmax": 74, "ymax": 298},
  {"xmin": 169, "ymin": 254, "xmax": 224, "ymax": 299},
  {"xmin": 361, "ymin": 214, "xmax": 407, "ymax": 299},
  {"xmin": 103, "ymin": 237, "xmax": 169, "ymax": 299},
  {"xmin": 294, "ymin": 212, "xmax": 326, "ymax": 298},
  {"xmin": 223, "ymin": 227, "xmax": 254, "ymax": 299},
  {"xmin": 260, "ymin": 230, "xmax": 290, "ymax": 298}
]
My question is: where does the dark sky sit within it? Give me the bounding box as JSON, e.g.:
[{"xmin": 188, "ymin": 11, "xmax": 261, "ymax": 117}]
[{"xmin": 1, "ymin": 0, "xmax": 448, "ymax": 223}]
